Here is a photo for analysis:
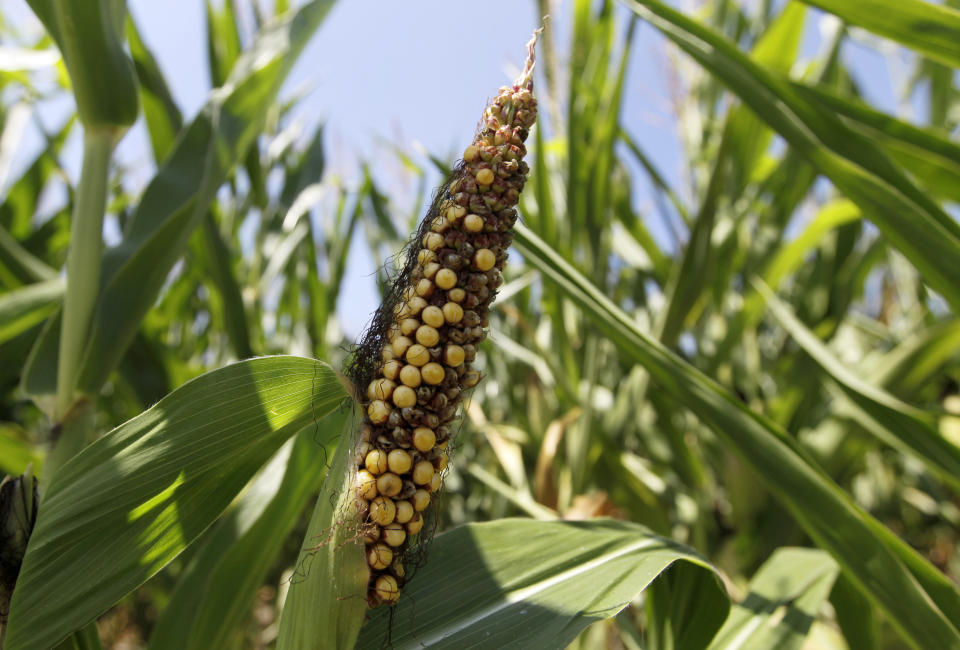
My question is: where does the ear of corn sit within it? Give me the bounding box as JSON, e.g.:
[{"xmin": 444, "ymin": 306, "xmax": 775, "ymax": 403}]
[{"xmin": 348, "ymin": 30, "xmax": 541, "ymax": 607}]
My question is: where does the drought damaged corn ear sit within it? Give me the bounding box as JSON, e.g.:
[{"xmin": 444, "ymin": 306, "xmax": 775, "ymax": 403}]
[{"xmin": 347, "ymin": 30, "xmax": 540, "ymax": 608}]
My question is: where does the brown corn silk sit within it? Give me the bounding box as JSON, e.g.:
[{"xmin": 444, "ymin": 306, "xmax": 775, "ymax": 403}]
[{"xmin": 347, "ymin": 32, "xmax": 540, "ymax": 607}]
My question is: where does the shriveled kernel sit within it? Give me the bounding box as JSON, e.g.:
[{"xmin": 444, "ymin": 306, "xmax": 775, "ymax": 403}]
[
  {"xmin": 406, "ymin": 344, "xmax": 430, "ymax": 367},
  {"xmin": 416, "ymin": 279, "xmax": 434, "ymax": 298},
  {"xmin": 382, "ymin": 523, "xmax": 406, "ymax": 547},
  {"xmin": 433, "ymin": 452, "xmax": 449, "ymax": 472},
  {"xmin": 375, "ymin": 575, "xmax": 400, "ymax": 603},
  {"xmin": 416, "ymin": 325, "xmax": 440, "ymax": 347},
  {"xmin": 406, "ymin": 516, "xmax": 424, "ymax": 535},
  {"xmin": 365, "ymin": 449, "xmax": 388, "ymax": 475},
  {"xmin": 387, "ymin": 448, "xmax": 413, "ymax": 474},
  {"xmin": 435, "ymin": 268, "xmax": 457, "ymax": 290},
  {"xmin": 448, "ymin": 288, "xmax": 466, "ymax": 303},
  {"xmin": 391, "ymin": 336, "xmax": 413, "ymax": 358},
  {"xmin": 463, "ymin": 145, "xmax": 479, "ymax": 162},
  {"xmin": 442, "ymin": 302, "xmax": 464, "ymax": 324},
  {"xmin": 421, "ymin": 362, "xmax": 445, "ymax": 385},
  {"xmin": 475, "ymin": 168, "xmax": 495, "ymax": 185},
  {"xmin": 367, "ymin": 400, "xmax": 391, "ymax": 425},
  {"xmin": 412, "ymin": 489, "xmax": 431, "ymax": 511},
  {"xmin": 363, "ymin": 525, "xmax": 380, "ymax": 545},
  {"xmin": 474, "ymin": 248, "xmax": 496, "ymax": 271},
  {"xmin": 377, "ymin": 472, "xmax": 402, "ymax": 497},
  {"xmin": 367, "ymin": 543, "xmax": 393, "ymax": 570},
  {"xmin": 370, "ymin": 497, "xmax": 397, "ymax": 526},
  {"xmin": 399, "ymin": 364, "xmax": 421, "ymax": 388},
  {"xmin": 421, "ymin": 305, "xmax": 444, "ymax": 328},
  {"xmin": 429, "ymin": 471, "xmax": 443, "ymax": 492},
  {"xmin": 355, "ymin": 441, "xmax": 373, "ymax": 466},
  {"xmin": 393, "ymin": 385, "xmax": 417, "ymax": 408},
  {"xmin": 391, "ymin": 557, "xmax": 406, "ymax": 579},
  {"xmin": 461, "ymin": 369, "xmax": 481, "ymax": 387},
  {"xmin": 423, "ymin": 262, "xmax": 441, "ymax": 279},
  {"xmin": 423, "ymin": 232, "xmax": 444, "ymax": 251},
  {"xmin": 400, "ymin": 318, "xmax": 420, "ymax": 336},
  {"xmin": 357, "ymin": 470, "xmax": 378, "ymax": 500},
  {"xmin": 395, "ymin": 499, "xmax": 414, "ymax": 524},
  {"xmin": 444, "ymin": 344, "xmax": 466, "ymax": 367},
  {"xmin": 417, "ymin": 249, "xmax": 437, "ymax": 264},
  {"xmin": 382, "ymin": 359, "xmax": 402, "ymax": 380},
  {"xmin": 413, "ymin": 461, "xmax": 434, "ymax": 486},
  {"xmin": 367, "ymin": 378, "xmax": 396, "ymax": 401},
  {"xmin": 464, "ymin": 214, "xmax": 484, "ymax": 233},
  {"xmin": 413, "ymin": 427, "xmax": 437, "ymax": 452}
]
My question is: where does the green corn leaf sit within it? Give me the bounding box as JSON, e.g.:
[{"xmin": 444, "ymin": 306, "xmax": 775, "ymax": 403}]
[
  {"xmin": 0, "ymin": 278, "xmax": 62, "ymax": 346},
  {"xmin": 206, "ymin": 0, "xmax": 243, "ymax": 89},
  {"xmin": 126, "ymin": 15, "xmax": 183, "ymax": 163},
  {"xmin": 5, "ymin": 356, "xmax": 347, "ymax": 650},
  {"xmin": 148, "ymin": 411, "xmax": 345, "ymax": 650},
  {"xmin": 19, "ymin": 0, "xmax": 337, "ymax": 409},
  {"xmin": 0, "ymin": 424, "xmax": 43, "ymax": 476},
  {"xmin": 799, "ymin": 0, "xmax": 960, "ymax": 69},
  {"xmin": 623, "ymin": 0, "xmax": 960, "ymax": 313},
  {"xmin": 26, "ymin": 0, "xmax": 138, "ymax": 131},
  {"xmin": 756, "ymin": 280, "xmax": 960, "ymax": 492},
  {"xmin": 357, "ymin": 518, "xmax": 728, "ymax": 650},
  {"xmin": 708, "ymin": 548, "xmax": 839, "ymax": 650},
  {"xmin": 277, "ymin": 413, "xmax": 368, "ymax": 650},
  {"xmin": 513, "ymin": 222, "xmax": 960, "ymax": 650}
]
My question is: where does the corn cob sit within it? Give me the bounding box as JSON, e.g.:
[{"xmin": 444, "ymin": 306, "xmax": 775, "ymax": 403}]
[{"xmin": 349, "ymin": 31, "xmax": 540, "ymax": 608}]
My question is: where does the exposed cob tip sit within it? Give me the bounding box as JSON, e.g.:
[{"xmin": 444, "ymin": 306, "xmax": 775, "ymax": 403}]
[{"xmin": 349, "ymin": 28, "xmax": 540, "ymax": 608}]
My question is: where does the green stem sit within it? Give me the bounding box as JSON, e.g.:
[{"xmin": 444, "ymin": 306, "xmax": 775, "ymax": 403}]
[{"xmin": 54, "ymin": 129, "xmax": 112, "ymax": 434}]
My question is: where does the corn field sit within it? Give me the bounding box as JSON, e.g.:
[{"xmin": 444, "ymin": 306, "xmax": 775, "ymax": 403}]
[{"xmin": 1, "ymin": 0, "xmax": 960, "ymax": 648}]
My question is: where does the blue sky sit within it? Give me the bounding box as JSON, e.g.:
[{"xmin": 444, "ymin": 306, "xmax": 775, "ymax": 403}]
[{"xmin": 4, "ymin": 0, "xmax": 908, "ymax": 339}]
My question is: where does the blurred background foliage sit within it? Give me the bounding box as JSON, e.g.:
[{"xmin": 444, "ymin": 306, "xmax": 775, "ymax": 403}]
[{"xmin": 1, "ymin": 0, "xmax": 959, "ymax": 648}]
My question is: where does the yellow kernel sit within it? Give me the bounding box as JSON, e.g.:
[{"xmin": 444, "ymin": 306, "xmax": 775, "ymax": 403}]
[
  {"xmin": 376, "ymin": 472, "xmax": 402, "ymax": 497},
  {"xmin": 444, "ymin": 344, "xmax": 465, "ymax": 367},
  {"xmin": 363, "ymin": 525, "xmax": 380, "ymax": 545},
  {"xmin": 395, "ymin": 500, "xmax": 414, "ymax": 524},
  {"xmin": 421, "ymin": 362, "xmax": 445, "ymax": 386},
  {"xmin": 382, "ymin": 345, "xmax": 395, "ymax": 362},
  {"xmin": 367, "ymin": 400, "xmax": 391, "ymax": 425},
  {"xmin": 382, "ymin": 523, "xmax": 406, "ymax": 547},
  {"xmin": 367, "ymin": 543, "xmax": 393, "ymax": 570},
  {"xmin": 429, "ymin": 471, "xmax": 443, "ymax": 492},
  {"xmin": 367, "ymin": 378, "xmax": 396, "ymax": 401},
  {"xmin": 391, "ymin": 336, "xmax": 413, "ymax": 358},
  {"xmin": 365, "ymin": 449, "xmax": 388, "ymax": 475},
  {"xmin": 416, "ymin": 279, "xmax": 434, "ymax": 298},
  {"xmin": 464, "ymin": 214, "xmax": 484, "ymax": 233},
  {"xmin": 435, "ymin": 269, "xmax": 457, "ymax": 290},
  {"xmin": 399, "ymin": 364, "xmax": 421, "ymax": 388},
  {"xmin": 357, "ymin": 470, "xmax": 378, "ymax": 500},
  {"xmin": 402, "ymin": 286, "xmax": 416, "ymax": 301},
  {"xmin": 400, "ymin": 318, "xmax": 420, "ymax": 336},
  {"xmin": 463, "ymin": 145, "xmax": 479, "ymax": 162},
  {"xmin": 406, "ymin": 344, "xmax": 430, "ymax": 367},
  {"xmin": 416, "ymin": 325, "xmax": 440, "ymax": 347},
  {"xmin": 461, "ymin": 370, "xmax": 481, "ymax": 387},
  {"xmin": 392, "ymin": 385, "xmax": 417, "ymax": 408},
  {"xmin": 407, "ymin": 296, "xmax": 427, "ymax": 315},
  {"xmin": 432, "ymin": 216, "xmax": 450, "ymax": 233},
  {"xmin": 388, "ymin": 448, "xmax": 413, "ymax": 475},
  {"xmin": 448, "ymin": 288, "xmax": 466, "ymax": 303},
  {"xmin": 433, "ymin": 452, "xmax": 449, "ymax": 472},
  {"xmin": 412, "ymin": 489, "xmax": 431, "ymax": 511},
  {"xmin": 413, "ymin": 428, "xmax": 437, "ymax": 453},
  {"xmin": 442, "ymin": 302, "xmax": 464, "ymax": 324},
  {"xmin": 382, "ymin": 359, "xmax": 402, "ymax": 380},
  {"xmin": 375, "ymin": 574, "xmax": 400, "ymax": 603},
  {"xmin": 474, "ymin": 248, "xmax": 496, "ymax": 271},
  {"xmin": 413, "ymin": 461, "xmax": 434, "ymax": 486},
  {"xmin": 475, "ymin": 168, "xmax": 495, "ymax": 185},
  {"xmin": 369, "ymin": 497, "xmax": 396, "ymax": 526},
  {"xmin": 446, "ymin": 205, "xmax": 466, "ymax": 221},
  {"xmin": 423, "ymin": 232, "xmax": 444, "ymax": 251},
  {"xmin": 418, "ymin": 249, "xmax": 437, "ymax": 264},
  {"xmin": 423, "ymin": 262, "xmax": 441, "ymax": 279},
  {"xmin": 406, "ymin": 516, "xmax": 424, "ymax": 535},
  {"xmin": 421, "ymin": 305, "xmax": 444, "ymax": 328}
]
